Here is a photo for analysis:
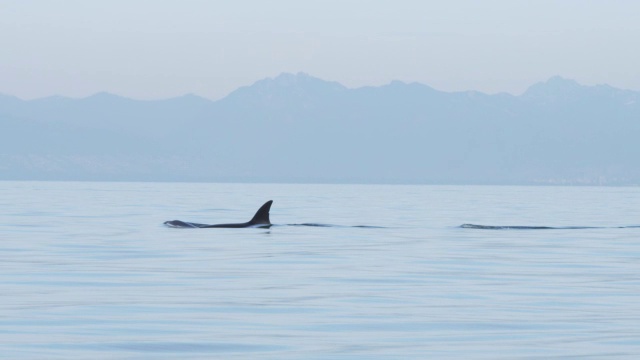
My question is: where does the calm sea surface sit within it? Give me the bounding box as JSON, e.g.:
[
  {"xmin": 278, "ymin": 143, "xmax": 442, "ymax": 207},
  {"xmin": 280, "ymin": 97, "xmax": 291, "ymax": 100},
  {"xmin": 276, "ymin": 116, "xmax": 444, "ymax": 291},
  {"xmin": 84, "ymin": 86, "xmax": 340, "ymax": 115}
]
[{"xmin": 1, "ymin": 181, "xmax": 640, "ymax": 359}]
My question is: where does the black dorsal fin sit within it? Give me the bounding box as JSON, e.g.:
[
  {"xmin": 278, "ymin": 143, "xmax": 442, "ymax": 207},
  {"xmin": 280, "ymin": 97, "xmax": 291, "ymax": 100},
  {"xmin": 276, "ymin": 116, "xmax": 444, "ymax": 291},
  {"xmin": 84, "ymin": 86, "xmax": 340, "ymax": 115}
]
[{"xmin": 248, "ymin": 200, "xmax": 272, "ymax": 225}]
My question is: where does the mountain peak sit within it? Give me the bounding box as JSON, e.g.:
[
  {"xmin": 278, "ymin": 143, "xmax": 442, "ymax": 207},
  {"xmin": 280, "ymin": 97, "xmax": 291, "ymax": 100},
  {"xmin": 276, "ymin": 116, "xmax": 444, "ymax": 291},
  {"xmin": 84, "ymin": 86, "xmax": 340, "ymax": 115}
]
[
  {"xmin": 522, "ymin": 76, "xmax": 585, "ymax": 101},
  {"xmin": 273, "ymin": 71, "xmax": 312, "ymax": 81},
  {"xmin": 544, "ymin": 75, "xmax": 580, "ymax": 88},
  {"xmin": 221, "ymin": 72, "xmax": 346, "ymax": 106},
  {"xmin": 267, "ymin": 72, "xmax": 344, "ymax": 90}
]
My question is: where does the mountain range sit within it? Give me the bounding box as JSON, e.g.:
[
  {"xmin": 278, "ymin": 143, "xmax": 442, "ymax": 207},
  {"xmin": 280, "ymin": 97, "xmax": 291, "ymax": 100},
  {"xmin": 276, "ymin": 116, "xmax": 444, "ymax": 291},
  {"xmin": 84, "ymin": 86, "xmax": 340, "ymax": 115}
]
[{"xmin": 1, "ymin": 73, "xmax": 639, "ymax": 184}]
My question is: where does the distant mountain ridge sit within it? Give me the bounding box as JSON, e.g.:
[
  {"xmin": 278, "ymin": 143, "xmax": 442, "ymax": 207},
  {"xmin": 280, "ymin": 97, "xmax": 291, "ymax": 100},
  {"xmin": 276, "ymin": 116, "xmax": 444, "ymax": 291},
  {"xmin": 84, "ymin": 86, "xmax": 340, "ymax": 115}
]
[{"xmin": 1, "ymin": 73, "xmax": 639, "ymax": 184}]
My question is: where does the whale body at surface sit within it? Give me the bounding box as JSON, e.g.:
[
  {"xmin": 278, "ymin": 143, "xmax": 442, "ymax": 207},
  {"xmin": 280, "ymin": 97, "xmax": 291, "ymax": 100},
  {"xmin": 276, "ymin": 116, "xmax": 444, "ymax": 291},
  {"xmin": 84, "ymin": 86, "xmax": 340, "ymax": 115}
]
[{"xmin": 164, "ymin": 200, "xmax": 273, "ymax": 229}]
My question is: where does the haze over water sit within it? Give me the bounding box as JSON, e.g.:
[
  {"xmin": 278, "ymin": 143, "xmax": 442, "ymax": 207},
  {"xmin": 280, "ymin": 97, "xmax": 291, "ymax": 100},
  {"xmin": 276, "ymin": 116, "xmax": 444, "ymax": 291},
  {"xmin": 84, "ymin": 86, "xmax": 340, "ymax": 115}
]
[{"xmin": 1, "ymin": 181, "xmax": 640, "ymax": 359}]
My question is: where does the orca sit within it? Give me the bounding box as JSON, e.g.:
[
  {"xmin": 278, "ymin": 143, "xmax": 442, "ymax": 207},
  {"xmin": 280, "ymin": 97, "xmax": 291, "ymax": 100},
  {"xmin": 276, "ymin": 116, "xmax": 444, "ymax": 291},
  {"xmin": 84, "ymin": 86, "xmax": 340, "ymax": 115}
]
[{"xmin": 164, "ymin": 200, "xmax": 273, "ymax": 229}]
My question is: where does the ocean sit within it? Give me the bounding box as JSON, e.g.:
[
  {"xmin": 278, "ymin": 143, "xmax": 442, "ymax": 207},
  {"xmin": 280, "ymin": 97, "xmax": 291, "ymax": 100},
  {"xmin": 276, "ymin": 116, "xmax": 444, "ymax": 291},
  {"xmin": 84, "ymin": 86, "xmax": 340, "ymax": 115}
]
[{"xmin": 1, "ymin": 181, "xmax": 640, "ymax": 359}]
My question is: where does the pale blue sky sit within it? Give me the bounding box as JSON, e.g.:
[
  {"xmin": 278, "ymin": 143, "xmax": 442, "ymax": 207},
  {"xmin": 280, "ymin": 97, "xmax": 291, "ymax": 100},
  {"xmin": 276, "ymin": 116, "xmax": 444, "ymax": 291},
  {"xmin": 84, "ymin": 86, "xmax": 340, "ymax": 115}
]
[{"xmin": 1, "ymin": 0, "xmax": 639, "ymax": 99}]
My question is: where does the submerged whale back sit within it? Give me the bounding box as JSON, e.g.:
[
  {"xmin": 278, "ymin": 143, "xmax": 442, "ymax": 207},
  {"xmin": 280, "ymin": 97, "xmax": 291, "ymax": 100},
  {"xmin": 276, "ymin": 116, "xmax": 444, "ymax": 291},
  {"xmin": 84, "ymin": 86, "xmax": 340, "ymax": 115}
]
[{"xmin": 164, "ymin": 200, "xmax": 273, "ymax": 228}]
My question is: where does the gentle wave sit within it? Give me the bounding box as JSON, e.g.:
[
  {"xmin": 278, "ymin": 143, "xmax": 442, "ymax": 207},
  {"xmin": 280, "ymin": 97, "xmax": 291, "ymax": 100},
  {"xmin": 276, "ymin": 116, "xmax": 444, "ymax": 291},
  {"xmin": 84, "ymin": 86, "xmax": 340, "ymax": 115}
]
[
  {"xmin": 283, "ymin": 223, "xmax": 386, "ymax": 228},
  {"xmin": 460, "ymin": 224, "xmax": 640, "ymax": 230}
]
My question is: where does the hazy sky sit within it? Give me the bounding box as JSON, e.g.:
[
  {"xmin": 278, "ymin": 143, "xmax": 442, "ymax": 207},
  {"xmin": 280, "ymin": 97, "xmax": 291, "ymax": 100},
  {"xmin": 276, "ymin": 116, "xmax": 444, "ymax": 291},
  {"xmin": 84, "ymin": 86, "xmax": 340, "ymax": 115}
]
[{"xmin": 1, "ymin": 0, "xmax": 639, "ymax": 100}]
